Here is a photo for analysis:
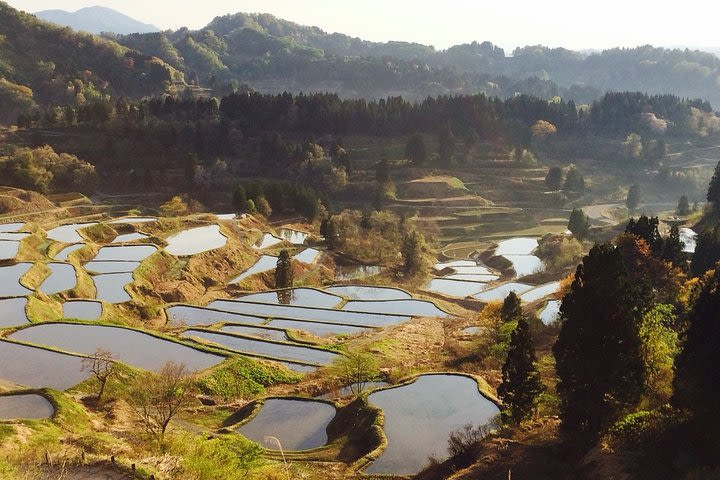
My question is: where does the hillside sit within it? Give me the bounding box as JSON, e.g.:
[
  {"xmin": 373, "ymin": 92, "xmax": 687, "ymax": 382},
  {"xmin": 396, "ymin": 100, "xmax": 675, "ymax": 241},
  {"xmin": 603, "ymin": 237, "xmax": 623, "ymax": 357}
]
[
  {"xmin": 112, "ymin": 12, "xmax": 720, "ymax": 106},
  {"xmin": 0, "ymin": 2, "xmax": 176, "ymax": 123},
  {"xmin": 35, "ymin": 6, "xmax": 159, "ymax": 35}
]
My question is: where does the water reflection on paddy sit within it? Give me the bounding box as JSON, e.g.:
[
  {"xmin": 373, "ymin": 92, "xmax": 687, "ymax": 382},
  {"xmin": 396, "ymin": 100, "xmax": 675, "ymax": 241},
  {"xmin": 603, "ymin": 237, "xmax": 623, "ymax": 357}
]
[
  {"xmin": 236, "ymin": 398, "xmax": 335, "ymax": 450},
  {"xmin": 237, "ymin": 288, "xmax": 341, "ymax": 309},
  {"xmin": 182, "ymin": 330, "xmax": 338, "ymax": 366},
  {"xmin": 342, "ymin": 299, "xmax": 449, "ymax": 318},
  {"xmin": 0, "ymin": 297, "xmax": 29, "ymax": 327},
  {"xmin": 208, "ymin": 300, "xmax": 410, "ymax": 328},
  {"xmin": 165, "ymin": 225, "xmax": 226, "ymax": 256},
  {"xmin": 38, "ymin": 263, "xmax": 77, "ymax": 294},
  {"xmin": 63, "ymin": 300, "xmax": 102, "ymax": 320},
  {"xmin": 472, "ymin": 282, "xmax": 534, "ymax": 302},
  {"xmin": 93, "ymin": 273, "xmax": 133, "ymax": 303},
  {"xmin": 92, "ymin": 245, "xmax": 157, "ymax": 262},
  {"xmin": 166, "ymin": 305, "xmax": 266, "ymax": 327},
  {"xmin": 46, "ymin": 223, "xmax": 97, "ymax": 243},
  {"xmin": 10, "ymin": 324, "xmax": 223, "ymax": 372},
  {"xmin": 0, "ymin": 394, "xmax": 54, "ymax": 420},
  {"xmin": 0, "ymin": 340, "xmax": 88, "ymax": 389},
  {"xmin": 325, "ymin": 285, "xmax": 411, "ymax": 301},
  {"xmin": 365, "ymin": 374, "xmax": 499, "ymax": 475},
  {"xmin": 0, "ymin": 263, "xmax": 33, "ymax": 296},
  {"xmin": 0, "ymin": 241, "xmax": 20, "ymax": 260},
  {"xmin": 426, "ymin": 278, "xmax": 486, "ymax": 297},
  {"xmin": 54, "ymin": 243, "xmax": 84, "ymax": 261}
]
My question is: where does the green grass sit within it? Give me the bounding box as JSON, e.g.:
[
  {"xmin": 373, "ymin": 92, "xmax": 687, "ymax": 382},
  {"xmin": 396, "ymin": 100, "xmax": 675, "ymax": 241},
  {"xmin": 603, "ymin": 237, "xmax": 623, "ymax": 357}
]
[
  {"xmin": 25, "ymin": 295, "xmax": 62, "ymax": 322},
  {"xmin": 197, "ymin": 357, "xmax": 301, "ymax": 402}
]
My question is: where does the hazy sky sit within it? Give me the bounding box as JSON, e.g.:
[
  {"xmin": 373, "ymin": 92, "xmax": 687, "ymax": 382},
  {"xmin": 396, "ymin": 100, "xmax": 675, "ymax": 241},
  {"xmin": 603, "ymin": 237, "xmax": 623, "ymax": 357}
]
[{"xmin": 7, "ymin": 0, "xmax": 720, "ymax": 52}]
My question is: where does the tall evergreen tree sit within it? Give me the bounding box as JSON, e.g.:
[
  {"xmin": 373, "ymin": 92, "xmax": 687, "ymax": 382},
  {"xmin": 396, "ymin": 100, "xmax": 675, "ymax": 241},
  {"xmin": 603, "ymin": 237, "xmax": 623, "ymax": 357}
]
[
  {"xmin": 626, "ymin": 183, "xmax": 641, "ymax": 212},
  {"xmin": 500, "ymin": 291, "xmax": 523, "ymax": 324},
  {"xmin": 706, "ymin": 160, "xmax": 720, "ymax": 205},
  {"xmin": 662, "ymin": 225, "xmax": 687, "ymax": 269},
  {"xmin": 676, "ymin": 195, "xmax": 690, "ymax": 216},
  {"xmin": 232, "ymin": 184, "xmax": 247, "ymax": 212},
  {"xmin": 625, "ymin": 215, "xmax": 663, "ymax": 256},
  {"xmin": 673, "ymin": 268, "xmax": 720, "ymax": 446},
  {"xmin": 437, "ymin": 124, "xmax": 456, "ymax": 166},
  {"xmin": 498, "ymin": 317, "xmax": 545, "ymax": 425},
  {"xmin": 545, "ymin": 166, "xmax": 564, "ymax": 191},
  {"xmin": 567, "ymin": 208, "xmax": 590, "ymax": 240},
  {"xmin": 553, "ymin": 243, "xmax": 646, "ymax": 444},
  {"xmin": 275, "ymin": 250, "xmax": 294, "ymax": 289},
  {"xmin": 563, "ymin": 165, "xmax": 585, "ymax": 193},
  {"xmin": 690, "ymin": 227, "xmax": 720, "ymax": 277},
  {"xmin": 405, "ymin": 133, "xmax": 427, "ymax": 165},
  {"xmin": 401, "ymin": 230, "xmax": 428, "ymax": 276}
]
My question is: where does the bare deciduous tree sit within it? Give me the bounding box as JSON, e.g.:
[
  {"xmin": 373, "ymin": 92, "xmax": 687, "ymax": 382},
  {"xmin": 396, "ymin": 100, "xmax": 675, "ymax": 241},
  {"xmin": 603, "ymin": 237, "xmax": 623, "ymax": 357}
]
[
  {"xmin": 126, "ymin": 362, "xmax": 196, "ymax": 445},
  {"xmin": 81, "ymin": 348, "xmax": 115, "ymax": 401},
  {"xmin": 330, "ymin": 350, "xmax": 379, "ymax": 395}
]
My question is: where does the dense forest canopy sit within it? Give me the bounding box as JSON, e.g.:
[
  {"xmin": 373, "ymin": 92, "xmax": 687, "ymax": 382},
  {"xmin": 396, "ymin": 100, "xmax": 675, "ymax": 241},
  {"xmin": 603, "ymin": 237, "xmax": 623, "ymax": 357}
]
[
  {"xmin": 0, "ymin": 1, "xmax": 176, "ymax": 123},
  {"xmin": 3, "ymin": 1, "xmax": 720, "ymax": 127}
]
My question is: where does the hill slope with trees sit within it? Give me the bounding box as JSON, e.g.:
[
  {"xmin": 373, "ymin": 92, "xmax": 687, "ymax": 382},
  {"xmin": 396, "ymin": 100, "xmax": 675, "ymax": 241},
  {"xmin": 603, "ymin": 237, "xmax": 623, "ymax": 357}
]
[{"xmin": 0, "ymin": 2, "xmax": 176, "ymax": 123}]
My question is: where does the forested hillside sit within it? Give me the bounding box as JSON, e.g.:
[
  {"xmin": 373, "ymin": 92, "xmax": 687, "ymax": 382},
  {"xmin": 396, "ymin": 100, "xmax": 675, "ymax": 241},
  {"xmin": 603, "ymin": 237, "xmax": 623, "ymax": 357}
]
[
  {"xmin": 0, "ymin": 2, "xmax": 176, "ymax": 123},
  {"xmin": 113, "ymin": 12, "xmax": 720, "ymax": 105}
]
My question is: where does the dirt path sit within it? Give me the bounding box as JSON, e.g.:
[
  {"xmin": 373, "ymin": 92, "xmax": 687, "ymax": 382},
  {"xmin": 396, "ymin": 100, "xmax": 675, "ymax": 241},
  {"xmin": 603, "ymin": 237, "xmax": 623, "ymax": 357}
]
[{"xmin": 582, "ymin": 203, "xmax": 621, "ymax": 225}]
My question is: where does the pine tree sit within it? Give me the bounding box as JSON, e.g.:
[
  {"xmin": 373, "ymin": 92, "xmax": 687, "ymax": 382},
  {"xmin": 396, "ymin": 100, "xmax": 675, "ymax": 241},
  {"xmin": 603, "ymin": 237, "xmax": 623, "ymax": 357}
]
[
  {"xmin": 232, "ymin": 184, "xmax": 247, "ymax": 212},
  {"xmin": 545, "ymin": 166, "xmax": 564, "ymax": 191},
  {"xmin": 673, "ymin": 268, "xmax": 720, "ymax": 444},
  {"xmin": 707, "ymin": 160, "xmax": 720, "ymax": 204},
  {"xmin": 676, "ymin": 195, "xmax": 690, "ymax": 216},
  {"xmin": 626, "ymin": 184, "xmax": 641, "ymax": 212},
  {"xmin": 500, "ymin": 291, "xmax": 523, "ymax": 323},
  {"xmin": 553, "ymin": 243, "xmax": 646, "ymax": 444},
  {"xmin": 567, "ymin": 208, "xmax": 590, "ymax": 240},
  {"xmin": 405, "ymin": 134, "xmax": 427, "ymax": 165},
  {"xmin": 690, "ymin": 227, "xmax": 720, "ymax": 277},
  {"xmin": 437, "ymin": 124, "xmax": 456, "ymax": 166},
  {"xmin": 563, "ymin": 165, "xmax": 585, "ymax": 193},
  {"xmin": 401, "ymin": 230, "xmax": 427, "ymax": 276},
  {"xmin": 498, "ymin": 317, "xmax": 544, "ymax": 424},
  {"xmin": 625, "ymin": 215, "xmax": 663, "ymax": 256},
  {"xmin": 661, "ymin": 225, "xmax": 686, "ymax": 269},
  {"xmin": 275, "ymin": 250, "xmax": 294, "ymax": 289}
]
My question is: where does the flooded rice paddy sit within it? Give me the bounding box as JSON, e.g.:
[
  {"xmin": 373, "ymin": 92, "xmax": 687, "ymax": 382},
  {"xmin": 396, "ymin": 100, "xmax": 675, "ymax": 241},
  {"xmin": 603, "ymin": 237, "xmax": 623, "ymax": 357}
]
[
  {"xmin": 10, "ymin": 324, "xmax": 223, "ymax": 372},
  {"xmin": 0, "ymin": 394, "xmax": 54, "ymax": 420},
  {"xmin": 165, "ymin": 225, "xmax": 227, "ymax": 256},
  {"xmin": 236, "ymin": 398, "xmax": 335, "ymax": 450},
  {"xmin": 365, "ymin": 374, "xmax": 499, "ymax": 475},
  {"xmin": 0, "ymin": 297, "xmax": 29, "ymax": 327}
]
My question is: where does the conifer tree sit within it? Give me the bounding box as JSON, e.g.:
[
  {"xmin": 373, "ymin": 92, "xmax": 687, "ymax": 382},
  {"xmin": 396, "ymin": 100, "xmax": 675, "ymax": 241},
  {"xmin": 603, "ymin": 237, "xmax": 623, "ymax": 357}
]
[
  {"xmin": 437, "ymin": 124, "xmax": 456, "ymax": 166},
  {"xmin": 662, "ymin": 225, "xmax": 686, "ymax": 268},
  {"xmin": 405, "ymin": 133, "xmax": 427, "ymax": 165},
  {"xmin": 553, "ymin": 243, "xmax": 645, "ymax": 444},
  {"xmin": 498, "ymin": 317, "xmax": 544, "ymax": 424},
  {"xmin": 545, "ymin": 166, "xmax": 564, "ymax": 191},
  {"xmin": 706, "ymin": 160, "xmax": 720, "ymax": 205},
  {"xmin": 500, "ymin": 291, "xmax": 523, "ymax": 323},
  {"xmin": 626, "ymin": 183, "xmax": 641, "ymax": 212},
  {"xmin": 676, "ymin": 195, "xmax": 690, "ymax": 216},
  {"xmin": 673, "ymin": 268, "xmax": 720, "ymax": 440},
  {"xmin": 690, "ymin": 226, "xmax": 720, "ymax": 277},
  {"xmin": 275, "ymin": 250, "xmax": 293, "ymax": 289},
  {"xmin": 567, "ymin": 208, "xmax": 590, "ymax": 240},
  {"xmin": 625, "ymin": 215, "xmax": 663, "ymax": 256}
]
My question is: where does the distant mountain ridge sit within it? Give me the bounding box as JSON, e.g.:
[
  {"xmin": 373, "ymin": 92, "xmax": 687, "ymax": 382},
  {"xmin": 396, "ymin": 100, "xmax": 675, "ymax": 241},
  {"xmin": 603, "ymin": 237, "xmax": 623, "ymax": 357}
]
[
  {"xmin": 35, "ymin": 6, "xmax": 159, "ymax": 34},
  {"xmin": 113, "ymin": 11, "xmax": 720, "ymax": 106}
]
